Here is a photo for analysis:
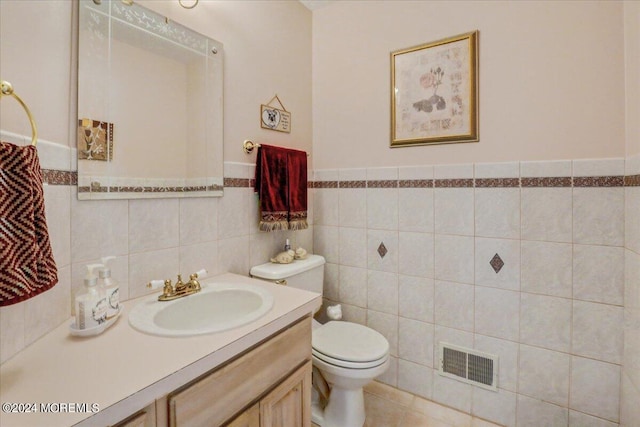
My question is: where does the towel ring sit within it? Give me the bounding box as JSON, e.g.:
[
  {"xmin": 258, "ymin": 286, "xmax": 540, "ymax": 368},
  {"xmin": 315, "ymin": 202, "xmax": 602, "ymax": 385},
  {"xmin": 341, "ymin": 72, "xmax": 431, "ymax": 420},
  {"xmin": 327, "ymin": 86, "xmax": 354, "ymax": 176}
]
[{"xmin": 1, "ymin": 80, "xmax": 38, "ymax": 146}]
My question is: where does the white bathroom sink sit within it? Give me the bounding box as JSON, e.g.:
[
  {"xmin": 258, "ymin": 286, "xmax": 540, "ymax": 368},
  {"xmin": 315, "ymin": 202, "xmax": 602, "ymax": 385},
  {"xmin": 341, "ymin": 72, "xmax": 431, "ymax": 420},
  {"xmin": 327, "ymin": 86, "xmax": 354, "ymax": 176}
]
[{"xmin": 128, "ymin": 282, "xmax": 274, "ymax": 337}]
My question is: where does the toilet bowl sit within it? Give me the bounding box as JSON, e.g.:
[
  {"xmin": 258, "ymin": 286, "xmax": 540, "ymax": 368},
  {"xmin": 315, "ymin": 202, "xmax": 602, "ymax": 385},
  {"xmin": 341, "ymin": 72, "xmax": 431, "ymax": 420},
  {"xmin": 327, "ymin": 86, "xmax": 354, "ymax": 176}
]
[{"xmin": 249, "ymin": 255, "xmax": 390, "ymax": 427}]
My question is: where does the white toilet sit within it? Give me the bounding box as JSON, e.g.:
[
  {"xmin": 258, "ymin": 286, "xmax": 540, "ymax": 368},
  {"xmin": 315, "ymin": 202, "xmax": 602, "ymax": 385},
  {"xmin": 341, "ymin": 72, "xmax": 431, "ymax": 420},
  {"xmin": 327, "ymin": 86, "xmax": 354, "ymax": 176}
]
[{"xmin": 250, "ymin": 254, "xmax": 389, "ymax": 427}]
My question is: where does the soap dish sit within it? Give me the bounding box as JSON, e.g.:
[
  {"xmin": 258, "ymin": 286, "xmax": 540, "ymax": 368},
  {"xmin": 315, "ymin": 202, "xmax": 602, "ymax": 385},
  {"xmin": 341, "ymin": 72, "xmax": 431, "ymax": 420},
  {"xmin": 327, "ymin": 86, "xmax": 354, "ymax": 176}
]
[{"xmin": 69, "ymin": 305, "xmax": 123, "ymax": 337}]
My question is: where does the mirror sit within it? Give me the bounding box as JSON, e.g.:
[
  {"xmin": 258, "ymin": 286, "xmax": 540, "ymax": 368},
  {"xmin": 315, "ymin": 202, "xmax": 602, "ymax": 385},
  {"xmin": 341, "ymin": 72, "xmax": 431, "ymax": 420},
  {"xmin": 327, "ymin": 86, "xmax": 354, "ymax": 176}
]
[{"xmin": 77, "ymin": 0, "xmax": 223, "ymax": 200}]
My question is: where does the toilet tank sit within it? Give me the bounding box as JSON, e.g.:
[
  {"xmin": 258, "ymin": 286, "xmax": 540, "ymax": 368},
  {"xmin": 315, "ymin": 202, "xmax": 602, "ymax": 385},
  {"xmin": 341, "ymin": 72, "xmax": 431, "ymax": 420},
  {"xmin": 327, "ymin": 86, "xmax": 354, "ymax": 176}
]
[{"xmin": 250, "ymin": 254, "xmax": 325, "ymax": 295}]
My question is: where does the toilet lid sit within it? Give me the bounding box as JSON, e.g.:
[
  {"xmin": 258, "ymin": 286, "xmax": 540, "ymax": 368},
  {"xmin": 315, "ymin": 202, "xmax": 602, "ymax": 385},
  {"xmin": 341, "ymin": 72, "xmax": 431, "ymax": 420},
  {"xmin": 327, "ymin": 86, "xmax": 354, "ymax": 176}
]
[{"xmin": 312, "ymin": 321, "xmax": 389, "ymax": 363}]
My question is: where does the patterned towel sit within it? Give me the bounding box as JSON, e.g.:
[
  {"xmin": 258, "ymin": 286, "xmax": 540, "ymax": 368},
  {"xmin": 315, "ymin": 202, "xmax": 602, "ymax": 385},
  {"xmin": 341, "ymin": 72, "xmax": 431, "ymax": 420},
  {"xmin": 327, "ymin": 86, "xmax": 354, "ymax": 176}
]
[{"xmin": 0, "ymin": 141, "xmax": 58, "ymax": 306}]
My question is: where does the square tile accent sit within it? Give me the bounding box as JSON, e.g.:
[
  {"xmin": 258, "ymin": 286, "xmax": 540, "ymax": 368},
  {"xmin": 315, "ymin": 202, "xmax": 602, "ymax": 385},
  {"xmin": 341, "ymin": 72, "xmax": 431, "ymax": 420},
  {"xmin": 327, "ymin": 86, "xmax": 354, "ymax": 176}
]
[
  {"xmin": 378, "ymin": 242, "xmax": 388, "ymax": 258},
  {"xmin": 490, "ymin": 253, "xmax": 504, "ymax": 273}
]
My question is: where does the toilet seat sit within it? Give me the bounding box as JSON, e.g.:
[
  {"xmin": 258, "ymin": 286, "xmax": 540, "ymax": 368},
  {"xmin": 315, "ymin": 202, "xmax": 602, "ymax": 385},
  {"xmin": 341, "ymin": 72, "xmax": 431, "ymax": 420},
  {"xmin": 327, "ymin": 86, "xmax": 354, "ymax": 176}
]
[
  {"xmin": 312, "ymin": 348, "xmax": 388, "ymax": 369},
  {"xmin": 312, "ymin": 321, "xmax": 389, "ymax": 369}
]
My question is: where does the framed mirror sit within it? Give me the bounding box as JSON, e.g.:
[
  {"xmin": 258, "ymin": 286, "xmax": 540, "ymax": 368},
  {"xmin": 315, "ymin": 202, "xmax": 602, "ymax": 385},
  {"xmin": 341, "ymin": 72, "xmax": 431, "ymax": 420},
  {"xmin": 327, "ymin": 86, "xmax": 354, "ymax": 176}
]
[{"xmin": 77, "ymin": 0, "xmax": 223, "ymax": 200}]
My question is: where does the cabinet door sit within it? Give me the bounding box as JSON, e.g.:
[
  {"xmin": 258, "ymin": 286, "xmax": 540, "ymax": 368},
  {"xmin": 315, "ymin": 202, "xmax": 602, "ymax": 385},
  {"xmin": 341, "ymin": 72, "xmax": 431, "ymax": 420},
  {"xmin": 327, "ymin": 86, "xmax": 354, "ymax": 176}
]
[
  {"xmin": 260, "ymin": 361, "xmax": 312, "ymax": 427},
  {"xmin": 226, "ymin": 404, "xmax": 259, "ymax": 427},
  {"xmin": 169, "ymin": 317, "xmax": 311, "ymax": 427},
  {"xmin": 113, "ymin": 402, "xmax": 157, "ymax": 427}
]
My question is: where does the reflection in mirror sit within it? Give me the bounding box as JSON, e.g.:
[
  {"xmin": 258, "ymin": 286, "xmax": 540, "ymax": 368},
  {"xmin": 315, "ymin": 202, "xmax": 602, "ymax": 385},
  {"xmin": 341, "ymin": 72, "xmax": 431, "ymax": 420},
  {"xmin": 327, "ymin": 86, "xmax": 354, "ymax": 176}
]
[{"xmin": 77, "ymin": 0, "xmax": 223, "ymax": 199}]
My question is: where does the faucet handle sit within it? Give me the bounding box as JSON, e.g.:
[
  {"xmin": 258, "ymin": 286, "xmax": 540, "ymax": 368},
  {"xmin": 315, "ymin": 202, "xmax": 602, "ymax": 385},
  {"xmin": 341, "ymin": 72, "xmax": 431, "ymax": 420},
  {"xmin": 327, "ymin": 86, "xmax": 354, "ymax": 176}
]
[
  {"xmin": 162, "ymin": 279, "xmax": 174, "ymax": 297},
  {"xmin": 188, "ymin": 273, "xmax": 201, "ymax": 291},
  {"xmin": 148, "ymin": 279, "xmax": 165, "ymax": 290},
  {"xmin": 193, "ymin": 268, "xmax": 208, "ymax": 279}
]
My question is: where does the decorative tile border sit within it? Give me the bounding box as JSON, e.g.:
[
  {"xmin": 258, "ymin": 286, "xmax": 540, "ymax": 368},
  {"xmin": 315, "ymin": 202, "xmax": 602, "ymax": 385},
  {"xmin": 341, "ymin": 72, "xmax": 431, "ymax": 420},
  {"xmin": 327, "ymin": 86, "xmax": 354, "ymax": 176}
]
[
  {"xmin": 223, "ymin": 177, "xmax": 252, "ymax": 188},
  {"xmin": 625, "ymin": 175, "xmax": 640, "ymax": 187},
  {"xmin": 340, "ymin": 180, "xmax": 367, "ymax": 189},
  {"xmin": 311, "ymin": 181, "xmax": 338, "ymax": 189},
  {"xmin": 399, "ymin": 179, "xmax": 434, "ymax": 188},
  {"xmin": 573, "ymin": 176, "xmax": 625, "ymax": 187},
  {"xmin": 42, "ymin": 169, "xmax": 77, "ymax": 185},
  {"xmin": 434, "ymin": 179, "xmax": 474, "ymax": 188},
  {"xmin": 77, "ymin": 184, "xmax": 224, "ymax": 193},
  {"xmin": 367, "ymin": 180, "xmax": 397, "ymax": 188},
  {"xmin": 475, "ymin": 178, "xmax": 520, "ymax": 188},
  {"xmin": 35, "ymin": 170, "xmax": 640, "ymax": 189},
  {"xmin": 312, "ymin": 175, "xmax": 633, "ymax": 188},
  {"xmin": 520, "ymin": 177, "xmax": 573, "ymax": 187}
]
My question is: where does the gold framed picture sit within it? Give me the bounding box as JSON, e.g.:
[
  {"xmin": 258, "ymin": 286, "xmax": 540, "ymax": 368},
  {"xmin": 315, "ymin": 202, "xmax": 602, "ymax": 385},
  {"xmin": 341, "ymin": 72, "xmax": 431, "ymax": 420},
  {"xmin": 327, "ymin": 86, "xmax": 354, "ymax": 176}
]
[{"xmin": 391, "ymin": 31, "xmax": 478, "ymax": 147}]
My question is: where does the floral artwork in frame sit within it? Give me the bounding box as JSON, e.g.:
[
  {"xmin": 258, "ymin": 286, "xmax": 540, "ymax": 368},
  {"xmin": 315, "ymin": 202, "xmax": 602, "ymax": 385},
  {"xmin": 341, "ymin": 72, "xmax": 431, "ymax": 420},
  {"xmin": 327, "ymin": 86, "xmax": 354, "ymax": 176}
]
[
  {"xmin": 391, "ymin": 31, "xmax": 478, "ymax": 147},
  {"xmin": 77, "ymin": 118, "xmax": 113, "ymax": 161}
]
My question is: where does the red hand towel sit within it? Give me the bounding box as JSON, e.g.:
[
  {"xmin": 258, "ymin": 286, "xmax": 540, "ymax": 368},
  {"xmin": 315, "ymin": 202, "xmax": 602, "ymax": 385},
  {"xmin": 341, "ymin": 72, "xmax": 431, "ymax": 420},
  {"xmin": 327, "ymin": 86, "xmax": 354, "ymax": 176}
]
[
  {"xmin": 255, "ymin": 144, "xmax": 290, "ymax": 231},
  {"xmin": 287, "ymin": 148, "xmax": 308, "ymax": 230},
  {"xmin": 0, "ymin": 142, "xmax": 58, "ymax": 306},
  {"xmin": 254, "ymin": 144, "xmax": 308, "ymax": 232}
]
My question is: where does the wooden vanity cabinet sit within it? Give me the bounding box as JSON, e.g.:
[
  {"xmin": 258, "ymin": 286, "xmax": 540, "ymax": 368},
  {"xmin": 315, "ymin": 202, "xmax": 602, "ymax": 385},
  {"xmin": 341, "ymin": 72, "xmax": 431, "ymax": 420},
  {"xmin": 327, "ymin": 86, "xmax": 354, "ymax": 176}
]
[
  {"xmin": 113, "ymin": 402, "xmax": 157, "ymax": 427},
  {"xmin": 166, "ymin": 316, "xmax": 312, "ymax": 427},
  {"xmin": 226, "ymin": 361, "xmax": 311, "ymax": 427},
  {"xmin": 258, "ymin": 361, "xmax": 311, "ymax": 427}
]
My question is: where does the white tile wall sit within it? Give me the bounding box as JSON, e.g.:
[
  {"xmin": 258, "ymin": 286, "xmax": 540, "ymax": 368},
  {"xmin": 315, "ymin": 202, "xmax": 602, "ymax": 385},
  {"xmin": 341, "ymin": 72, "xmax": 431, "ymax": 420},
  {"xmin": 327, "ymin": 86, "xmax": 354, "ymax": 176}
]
[
  {"xmin": 622, "ymin": 156, "xmax": 640, "ymax": 427},
  {"xmin": 572, "ymin": 300, "xmax": 623, "ymax": 364},
  {"xmin": 435, "ymin": 234, "xmax": 474, "ymax": 284},
  {"xmin": 570, "ymin": 356, "xmax": 621, "ymax": 422},
  {"xmin": 474, "ymin": 188, "xmax": 520, "ymax": 239},
  {"xmin": 518, "ymin": 344, "xmax": 570, "ymax": 406},
  {"xmin": 3, "ymin": 154, "xmax": 634, "ymax": 427},
  {"xmin": 312, "ymin": 158, "xmax": 631, "ymax": 426},
  {"xmin": 573, "ymin": 188, "xmax": 624, "ymax": 246},
  {"xmin": 398, "ymin": 275, "xmax": 434, "ymax": 322},
  {"xmin": 368, "ymin": 187, "xmax": 398, "ymax": 230},
  {"xmin": 471, "ymin": 387, "xmax": 517, "ymax": 427},
  {"xmin": 398, "ymin": 317, "xmax": 434, "ymax": 367},
  {"xmin": 398, "ymin": 187, "xmax": 434, "ymax": 232},
  {"xmin": 521, "ymin": 188, "xmax": 572, "ymax": 242},
  {"xmin": 520, "ymin": 293, "xmax": 572, "ymax": 352},
  {"xmin": 435, "ymin": 188, "xmax": 474, "ymax": 236},
  {"xmin": 367, "ymin": 270, "xmax": 398, "ymax": 315},
  {"xmin": 516, "ymin": 395, "xmax": 568, "ymax": 427},
  {"xmin": 398, "ymin": 232, "xmax": 434, "ymax": 278},
  {"xmin": 521, "ymin": 241, "xmax": 573, "ymax": 297},
  {"xmin": 434, "ymin": 280, "xmax": 474, "ymax": 331},
  {"xmin": 474, "ymin": 287, "xmax": 519, "ymax": 341},
  {"xmin": 573, "ymin": 244, "xmax": 624, "ymax": 305},
  {"xmin": 475, "ymin": 237, "xmax": 520, "ymax": 291},
  {"xmin": 397, "ymin": 359, "xmax": 433, "ymax": 400}
]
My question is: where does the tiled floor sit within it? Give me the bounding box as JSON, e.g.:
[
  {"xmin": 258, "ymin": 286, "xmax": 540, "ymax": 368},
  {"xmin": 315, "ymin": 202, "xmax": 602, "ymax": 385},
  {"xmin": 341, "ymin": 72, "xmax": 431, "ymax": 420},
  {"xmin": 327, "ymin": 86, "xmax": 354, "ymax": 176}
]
[{"xmin": 313, "ymin": 381, "xmax": 502, "ymax": 427}]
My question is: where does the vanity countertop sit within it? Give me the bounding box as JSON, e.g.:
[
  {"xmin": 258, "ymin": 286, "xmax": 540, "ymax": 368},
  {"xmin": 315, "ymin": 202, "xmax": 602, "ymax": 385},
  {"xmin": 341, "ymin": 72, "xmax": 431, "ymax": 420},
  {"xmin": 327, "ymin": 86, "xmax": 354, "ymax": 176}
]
[{"xmin": 0, "ymin": 273, "xmax": 321, "ymax": 427}]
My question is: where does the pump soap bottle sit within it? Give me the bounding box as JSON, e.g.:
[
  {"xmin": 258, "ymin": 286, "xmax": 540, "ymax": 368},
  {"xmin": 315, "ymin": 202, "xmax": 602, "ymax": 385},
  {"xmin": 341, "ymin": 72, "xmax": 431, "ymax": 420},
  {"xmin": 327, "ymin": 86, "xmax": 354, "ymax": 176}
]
[
  {"xmin": 75, "ymin": 264, "xmax": 107, "ymax": 330},
  {"xmin": 99, "ymin": 256, "xmax": 120, "ymax": 319}
]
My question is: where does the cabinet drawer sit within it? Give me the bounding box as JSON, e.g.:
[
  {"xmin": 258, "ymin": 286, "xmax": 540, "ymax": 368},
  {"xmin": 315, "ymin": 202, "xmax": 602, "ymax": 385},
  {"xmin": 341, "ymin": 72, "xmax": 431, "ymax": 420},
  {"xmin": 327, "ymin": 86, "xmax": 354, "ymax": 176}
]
[{"xmin": 168, "ymin": 316, "xmax": 311, "ymax": 427}]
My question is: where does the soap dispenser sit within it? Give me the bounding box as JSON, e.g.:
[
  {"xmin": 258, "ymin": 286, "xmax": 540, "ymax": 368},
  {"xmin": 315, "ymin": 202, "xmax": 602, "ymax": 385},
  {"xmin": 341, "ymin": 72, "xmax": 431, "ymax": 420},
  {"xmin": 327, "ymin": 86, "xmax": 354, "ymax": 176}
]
[
  {"xmin": 75, "ymin": 264, "xmax": 107, "ymax": 330},
  {"xmin": 99, "ymin": 256, "xmax": 120, "ymax": 319}
]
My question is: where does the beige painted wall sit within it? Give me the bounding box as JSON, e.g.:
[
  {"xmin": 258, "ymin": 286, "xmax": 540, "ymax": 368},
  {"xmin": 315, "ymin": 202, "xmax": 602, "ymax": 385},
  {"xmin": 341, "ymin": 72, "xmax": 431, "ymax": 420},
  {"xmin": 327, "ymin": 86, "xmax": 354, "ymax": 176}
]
[
  {"xmin": 137, "ymin": 0, "xmax": 313, "ymax": 164},
  {"xmin": 625, "ymin": 1, "xmax": 640, "ymax": 157},
  {"xmin": 0, "ymin": 1, "xmax": 74, "ymax": 146},
  {"xmin": 0, "ymin": 0, "xmax": 312, "ymax": 164},
  {"xmin": 312, "ymin": 0, "xmax": 626, "ymax": 169}
]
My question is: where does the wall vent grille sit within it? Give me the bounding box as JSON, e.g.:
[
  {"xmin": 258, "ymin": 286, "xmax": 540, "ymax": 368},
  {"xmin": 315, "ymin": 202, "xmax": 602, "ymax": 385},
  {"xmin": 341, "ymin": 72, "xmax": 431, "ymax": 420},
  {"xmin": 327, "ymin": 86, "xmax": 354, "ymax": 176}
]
[{"xmin": 438, "ymin": 342, "xmax": 498, "ymax": 391}]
